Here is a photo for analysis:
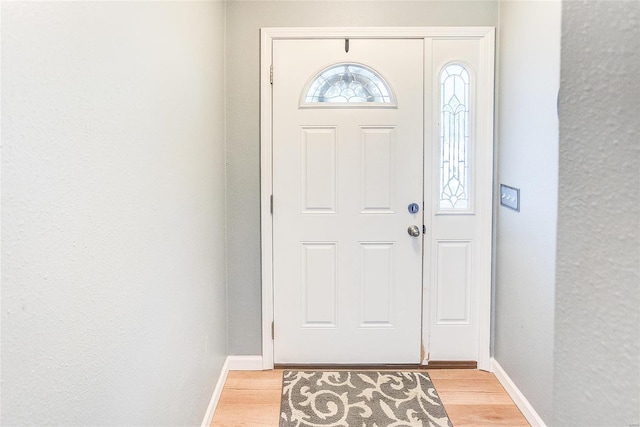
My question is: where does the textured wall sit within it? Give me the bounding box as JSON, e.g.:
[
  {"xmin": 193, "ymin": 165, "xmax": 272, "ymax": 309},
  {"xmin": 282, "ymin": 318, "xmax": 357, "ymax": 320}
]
[
  {"xmin": 225, "ymin": 0, "xmax": 500, "ymax": 355},
  {"xmin": 554, "ymin": 1, "xmax": 640, "ymax": 425},
  {"xmin": 493, "ymin": 1, "xmax": 560, "ymax": 423},
  {"xmin": 1, "ymin": 2, "xmax": 227, "ymax": 424}
]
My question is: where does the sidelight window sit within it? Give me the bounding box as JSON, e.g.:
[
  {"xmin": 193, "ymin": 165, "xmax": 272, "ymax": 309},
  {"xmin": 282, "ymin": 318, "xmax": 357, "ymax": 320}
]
[{"xmin": 439, "ymin": 64, "xmax": 471, "ymax": 210}]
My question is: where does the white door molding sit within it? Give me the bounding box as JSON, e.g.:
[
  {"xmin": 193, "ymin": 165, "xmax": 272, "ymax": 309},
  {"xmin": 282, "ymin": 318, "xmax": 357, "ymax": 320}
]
[{"xmin": 260, "ymin": 27, "xmax": 495, "ymax": 370}]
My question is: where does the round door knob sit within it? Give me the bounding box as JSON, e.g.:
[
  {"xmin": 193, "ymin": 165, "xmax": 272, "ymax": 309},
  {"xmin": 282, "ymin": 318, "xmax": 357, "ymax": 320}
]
[{"xmin": 407, "ymin": 225, "xmax": 421, "ymax": 237}]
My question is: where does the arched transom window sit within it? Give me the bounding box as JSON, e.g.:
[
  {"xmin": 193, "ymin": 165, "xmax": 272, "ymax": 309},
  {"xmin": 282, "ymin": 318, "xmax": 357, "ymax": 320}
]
[{"xmin": 303, "ymin": 63, "xmax": 394, "ymax": 105}]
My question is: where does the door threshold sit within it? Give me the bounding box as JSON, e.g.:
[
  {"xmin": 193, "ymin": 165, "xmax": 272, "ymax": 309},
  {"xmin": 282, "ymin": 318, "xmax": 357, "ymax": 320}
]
[{"xmin": 275, "ymin": 361, "xmax": 477, "ymax": 370}]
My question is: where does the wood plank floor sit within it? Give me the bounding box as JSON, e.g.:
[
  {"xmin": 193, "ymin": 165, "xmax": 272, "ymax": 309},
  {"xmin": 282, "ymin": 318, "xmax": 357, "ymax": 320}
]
[{"xmin": 211, "ymin": 369, "xmax": 529, "ymax": 426}]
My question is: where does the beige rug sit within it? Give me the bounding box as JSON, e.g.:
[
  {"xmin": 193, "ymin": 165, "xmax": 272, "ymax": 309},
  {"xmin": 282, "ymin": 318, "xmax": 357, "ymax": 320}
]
[{"xmin": 279, "ymin": 371, "xmax": 453, "ymax": 426}]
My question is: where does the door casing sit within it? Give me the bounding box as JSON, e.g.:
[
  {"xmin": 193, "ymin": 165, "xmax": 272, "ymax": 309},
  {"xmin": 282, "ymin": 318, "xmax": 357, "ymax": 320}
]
[{"xmin": 260, "ymin": 27, "xmax": 495, "ymax": 370}]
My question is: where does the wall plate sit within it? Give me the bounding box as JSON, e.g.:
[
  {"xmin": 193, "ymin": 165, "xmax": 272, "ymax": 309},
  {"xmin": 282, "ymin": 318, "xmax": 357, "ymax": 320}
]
[{"xmin": 500, "ymin": 184, "xmax": 520, "ymax": 211}]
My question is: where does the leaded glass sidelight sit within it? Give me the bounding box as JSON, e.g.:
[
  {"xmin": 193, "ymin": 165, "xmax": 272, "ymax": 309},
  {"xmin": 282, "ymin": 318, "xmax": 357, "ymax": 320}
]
[
  {"xmin": 303, "ymin": 63, "xmax": 394, "ymax": 104},
  {"xmin": 440, "ymin": 64, "xmax": 471, "ymax": 210}
]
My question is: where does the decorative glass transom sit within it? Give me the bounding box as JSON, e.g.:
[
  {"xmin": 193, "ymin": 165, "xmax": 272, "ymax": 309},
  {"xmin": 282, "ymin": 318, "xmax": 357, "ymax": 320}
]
[
  {"xmin": 304, "ymin": 63, "xmax": 394, "ymax": 104},
  {"xmin": 440, "ymin": 64, "xmax": 471, "ymax": 210}
]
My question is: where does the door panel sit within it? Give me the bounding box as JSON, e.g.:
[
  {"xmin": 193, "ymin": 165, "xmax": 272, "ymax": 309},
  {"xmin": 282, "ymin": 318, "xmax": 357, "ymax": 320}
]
[
  {"xmin": 426, "ymin": 38, "xmax": 485, "ymax": 361},
  {"xmin": 361, "ymin": 127, "xmax": 395, "ymax": 212},
  {"xmin": 300, "ymin": 127, "xmax": 337, "ymax": 213},
  {"xmin": 272, "ymin": 39, "xmax": 424, "ymax": 364},
  {"xmin": 436, "ymin": 241, "xmax": 472, "ymax": 323}
]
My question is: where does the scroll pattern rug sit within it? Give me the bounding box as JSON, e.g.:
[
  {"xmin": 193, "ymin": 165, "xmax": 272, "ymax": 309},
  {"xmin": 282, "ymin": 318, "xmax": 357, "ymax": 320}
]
[{"xmin": 279, "ymin": 371, "xmax": 453, "ymax": 427}]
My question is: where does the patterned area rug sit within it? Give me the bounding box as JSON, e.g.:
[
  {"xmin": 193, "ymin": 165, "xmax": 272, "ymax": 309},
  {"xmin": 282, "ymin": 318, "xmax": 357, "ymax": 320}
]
[{"xmin": 279, "ymin": 371, "xmax": 453, "ymax": 427}]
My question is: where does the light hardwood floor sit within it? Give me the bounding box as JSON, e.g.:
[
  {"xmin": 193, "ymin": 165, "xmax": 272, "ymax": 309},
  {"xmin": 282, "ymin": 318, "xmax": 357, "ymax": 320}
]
[{"xmin": 211, "ymin": 369, "xmax": 529, "ymax": 426}]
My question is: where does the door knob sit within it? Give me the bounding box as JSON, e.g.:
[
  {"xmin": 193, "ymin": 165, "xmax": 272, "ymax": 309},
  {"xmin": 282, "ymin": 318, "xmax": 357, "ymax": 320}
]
[{"xmin": 407, "ymin": 225, "xmax": 421, "ymax": 237}]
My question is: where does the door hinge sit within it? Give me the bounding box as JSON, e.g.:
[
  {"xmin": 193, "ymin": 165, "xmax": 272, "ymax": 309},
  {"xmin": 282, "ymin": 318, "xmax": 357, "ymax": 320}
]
[
  {"xmin": 270, "ymin": 194, "xmax": 273, "ymax": 214},
  {"xmin": 271, "ymin": 321, "xmax": 275, "ymax": 340},
  {"xmin": 270, "ymin": 65, "xmax": 273, "ymax": 85}
]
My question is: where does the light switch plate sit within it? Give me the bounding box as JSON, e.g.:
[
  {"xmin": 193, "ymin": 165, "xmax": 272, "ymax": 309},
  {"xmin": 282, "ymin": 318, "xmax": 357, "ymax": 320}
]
[{"xmin": 500, "ymin": 184, "xmax": 520, "ymax": 211}]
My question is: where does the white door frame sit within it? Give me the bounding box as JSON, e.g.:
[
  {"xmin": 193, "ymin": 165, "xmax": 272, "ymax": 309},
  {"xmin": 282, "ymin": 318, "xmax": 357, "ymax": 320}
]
[{"xmin": 260, "ymin": 27, "xmax": 495, "ymax": 371}]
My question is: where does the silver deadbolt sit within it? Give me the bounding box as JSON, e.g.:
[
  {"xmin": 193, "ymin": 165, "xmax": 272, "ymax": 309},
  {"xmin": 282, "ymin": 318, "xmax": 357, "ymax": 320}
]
[{"xmin": 407, "ymin": 225, "xmax": 421, "ymax": 237}]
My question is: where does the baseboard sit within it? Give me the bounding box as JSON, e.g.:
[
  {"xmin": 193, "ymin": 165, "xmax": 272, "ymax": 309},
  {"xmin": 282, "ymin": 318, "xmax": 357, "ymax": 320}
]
[
  {"xmin": 200, "ymin": 355, "xmax": 265, "ymax": 427},
  {"xmin": 227, "ymin": 355, "xmax": 264, "ymax": 371},
  {"xmin": 491, "ymin": 358, "xmax": 547, "ymax": 427},
  {"xmin": 200, "ymin": 357, "xmax": 230, "ymax": 427}
]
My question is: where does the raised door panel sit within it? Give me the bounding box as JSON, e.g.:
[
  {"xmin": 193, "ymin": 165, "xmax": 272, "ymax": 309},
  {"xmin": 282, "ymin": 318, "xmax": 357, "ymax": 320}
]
[
  {"xmin": 360, "ymin": 127, "xmax": 395, "ymax": 213},
  {"xmin": 301, "ymin": 127, "xmax": 337, "ymax": 213},
  {"xmin": 301, "ymin": 243, "xmax": 337, "ymax": 327},
  {"xmin": 360, "ymin": 242, "xmax": 395, "ymax": 327}
]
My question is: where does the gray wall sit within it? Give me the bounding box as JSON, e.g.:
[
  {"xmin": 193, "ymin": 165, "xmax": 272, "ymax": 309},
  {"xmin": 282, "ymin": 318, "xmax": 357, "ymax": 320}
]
[
  {"xmin": 554, "ymin": 1, "xmax": 640, "ymax": 425},
  {"xmin": 225, "ymin": 0, "xmax": 500, "ymax": 355},
  {"xmin": 1, "ymin": 2, "xmax": 228, "ymax": 424},
  {"xmin": 493, "ymin": 1, "xmax": 560, "ymax": 424}
]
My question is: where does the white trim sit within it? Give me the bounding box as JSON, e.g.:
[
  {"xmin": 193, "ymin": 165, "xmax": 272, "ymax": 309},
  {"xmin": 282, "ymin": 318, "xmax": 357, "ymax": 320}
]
[
  {"xmin": 491, "ymin": 358, "xmax": 548, "ymax": 427},
  {"xmin": 200, "ymin": 357, "xmax": 230, "ymax": 427},
  {"xmin": 475, "ymin": 27, "xmax": 495, "ymax": 372},
  {"xmin": 199, "ymin": 355, "xmax": 265, "ymax": 427},
  {"xmin": 261, "ymin": 27, "xmax": 494, "ymax": 369},
  {"xmin": 260, "ymin": 28, "xmax": 275, "ymax": 370},
  {"xmin": 227, "ymin": 355, "xmax": 264, "ymax": 371},
  {"xmin": 260, "ymin": 27, "xmax": 497, "ymax": 40}
]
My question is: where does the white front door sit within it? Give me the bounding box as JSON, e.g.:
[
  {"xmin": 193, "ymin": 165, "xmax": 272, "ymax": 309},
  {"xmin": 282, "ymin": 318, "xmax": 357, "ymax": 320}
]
[
  {"xmin": 272, "ymin": 38, "xmax": 425, "ymax": 364},
  {"xmin": 265, "ymin": 30, "xmax": 495, "ymax": 368}
]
